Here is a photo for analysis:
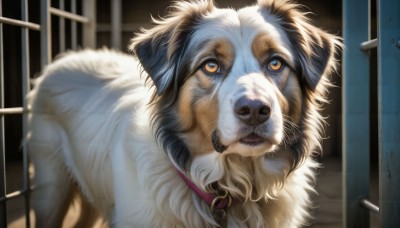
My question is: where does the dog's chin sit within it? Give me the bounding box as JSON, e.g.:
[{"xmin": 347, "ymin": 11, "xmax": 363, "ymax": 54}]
[
  {"xmin": 212, "ymin": 131, "xmax": 280, "ymax": 156},
  {"xmin": 226, "ymin": 140, "xmax": 277, "ymax": 157}
]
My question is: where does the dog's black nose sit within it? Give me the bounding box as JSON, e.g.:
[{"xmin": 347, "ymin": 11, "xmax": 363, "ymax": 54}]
[{"xmin": 234, "ymin": 97, "xmax": 271, "ymax": 126}]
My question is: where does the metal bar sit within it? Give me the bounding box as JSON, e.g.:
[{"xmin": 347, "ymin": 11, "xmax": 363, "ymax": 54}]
[
  {"xmin": 21, "ymin": 0, "xmax": 31, "ymax": 226},
  {"xmin": 0, "ymin": 189, "xmax": 29, "ymax": 203},
  {"xmin": 71, "ymin": 0, "xmax": 77, "ymax": 49},
  {"xmin": 361, "ymin": 38, "xmax": 377, "ymax": 51},
  {"xmin": 360, "ymin": 198, "xmax": 380, "ymax": 215},
  {"xmin": 342, "ymin": 0, "xmax": 371, "ymax": 227},
  {"xmin": 0, "ymin": 107, "xmax": 25, "ymax": 115},
  {"xmin": 377, "ymin": 0, "xmax": 400, "ymax": 227},
  {"xmin": 59, "ymin": 0, "xmax": 65, "ymax": 52},
  {"xmin": 41, "ymin": 0, "xmax": 51, "ymax": 68},
  {"xmin": 49, "ymin": 7, "xmax": 88, "ymax": 24},
  {"xmin": 83, "ymin": 0, "xmax": 96, "ymax": 48},
  {"xmin": 0, "ymin": 16, "xmax": 40, "ymax": 31},
  {"xmin": 111, "ymin": 0, "xmax": 121, "ymax": 50},
  {"xmin": 0, "ymin": 1, "xmax": 7, "ymax": 226}
]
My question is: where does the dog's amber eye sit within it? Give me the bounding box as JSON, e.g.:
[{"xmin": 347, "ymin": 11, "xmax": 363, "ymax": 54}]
[
  {"xmin": 268, "ymin": 58, "xmax": 284, "ymax": 72},
  {"xmin": 202, "ymin": 61, "xmax": 220, "ymax": 74}
]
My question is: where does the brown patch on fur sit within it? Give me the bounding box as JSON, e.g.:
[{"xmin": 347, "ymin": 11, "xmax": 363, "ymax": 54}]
[
  {"xmin": 178, "ymin": 79, "xmax": 196, "ymax": 130},
  {"xmin": 195, "ymin": 39, "xmax": 235, "ymax": 74},
  {"xmin": 195, "ymin": 71, "xmax": 214, "ymax": 88},
  {"xmin": 178, "ymin": 76, "xmax": 219, "ymax": 155},
  {"xmin": 177, "ymin": 39, "xmax": 235, "ymax": 155},
  {"xmin": 274, "ymin": 87, "xmax": 289, "ymax": 116},
  {"xmin": 214, "ymin": 39, "xmax": 235, "ymax": 69},
  {"xmin": 282, "ymin": 74, "xmax": 302, "ymax": 124},
  {"xmin": 271, "ymin": 70, "xmax": 303, "ymax": 126},
  {"xmin": 251, "ymin": 33, "xmax": 280, "ymax": 61}
]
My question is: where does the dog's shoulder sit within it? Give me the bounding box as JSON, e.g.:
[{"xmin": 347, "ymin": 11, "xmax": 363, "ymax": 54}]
[
  {"xmin": 38, "ymin": 49, "xmax": 141, "ymax": 88},
  {"xmin": 29, "ymin": 49, "xmax": 149, "ymax": 114}
]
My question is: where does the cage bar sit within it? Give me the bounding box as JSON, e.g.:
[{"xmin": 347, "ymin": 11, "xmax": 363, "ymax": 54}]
[
  {"xmin": 50, "ymin": 7, "xmax": 89, "ymax": 24},
  {"xmin": 41, "ymin": 0, "xmax": 51, "ymax": 68},
  {"xmin": 360, "ymin": 198, "xmax": 379, "ymax": 215},
  {"xmin": 361, "ymin": 38, "xmax": 377, "ymax": 51},
  {"xmin": 377, "ymin": 0, "xmax": 400, "ymax": 226},
  {"xmin": 342, "ymin": 0, "xmax": 371, "ymax": 227},
  {"xmin": 21, "ymin": 0, "xmax": 31, "ymax": 226},
  {"xmin": 59, "ymin": 0, "xmax": 65, "ymax": 52},
  {"xmin": 83, "ymin": 0, "xmax": 96, "ymax": 48},
  {"xmin": 0, "ymin": 0, "xmax": 7, "ymax": 226},
  {"xmin": 71, "ymin": 0, "xmax": 77, "ymax": 49},
  {"xmin": 0, "ymin": 17, "xmax": 40, "ymax": 31},
  {"xmin": 111, "ymin": 0, "xmax": 122, "ymax": 50}
]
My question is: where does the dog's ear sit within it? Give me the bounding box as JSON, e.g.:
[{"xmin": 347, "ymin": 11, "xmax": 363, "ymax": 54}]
[
  {"xmin": 130, "ymin": 1, "xmax": 214, "ymax": 96},
  {"xmin": 288, "ymin": 22, "xmax": 340, "ymax": 91},
  {"xmin": 258, "ymin": 0, "xmax": 341, "ymax": 90}
]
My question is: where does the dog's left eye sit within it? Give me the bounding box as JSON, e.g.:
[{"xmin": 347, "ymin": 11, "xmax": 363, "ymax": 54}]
[
  {"xmin": 267, "ymin": 58, "xmax": 285, "ymax": 72},
  {"xmin": 202, "ymin": 60, "xmax": 221, "ymax": 74}
]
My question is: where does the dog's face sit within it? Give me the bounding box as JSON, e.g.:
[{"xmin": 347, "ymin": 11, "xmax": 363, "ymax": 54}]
[
  {"xmin": 180, "ymin": 9, "xmax": 292, "ymax": 157},
  {"xmin": 131, "ymin": 0, "xmax": 339, "ymax": 170}
]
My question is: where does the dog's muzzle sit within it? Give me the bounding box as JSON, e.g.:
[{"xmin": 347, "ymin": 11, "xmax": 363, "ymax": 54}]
[{"xmin": 212, "ymin": 96, "xmax": 274, "ymax": 153}]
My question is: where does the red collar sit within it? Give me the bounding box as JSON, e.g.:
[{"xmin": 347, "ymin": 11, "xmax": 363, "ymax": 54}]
[{"xmin": 176, "ymin": 169, "xmax": 238, "ymax": 211}]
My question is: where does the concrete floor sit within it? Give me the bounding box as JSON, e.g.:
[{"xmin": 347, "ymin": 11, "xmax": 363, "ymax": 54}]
[{"xmin": 5, "ymin": 157, "xmax": 376, "ymax": 227}]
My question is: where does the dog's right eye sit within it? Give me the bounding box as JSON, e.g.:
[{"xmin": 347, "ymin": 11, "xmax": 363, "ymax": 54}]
[
  {"xmin": 202, "ymin": 60, "xmax": 221, "ymax": 75},
  {"xmin": 267, "ymin": 57, "xmax": 285, "ymax": 73}
]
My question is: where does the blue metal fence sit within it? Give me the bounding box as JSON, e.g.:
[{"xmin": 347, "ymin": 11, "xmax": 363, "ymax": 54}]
[
  {"xmin": 342, "ymin": 0, "xmax": 370, "ymax": 227},
  {"xmin": 377, "ymin": 0, "xmax": 400, "ymax": 226},
  {"xmin": 343, "ymin": 0, "xmax": 400, "ymax": 227},
  {"xmin": 0, "ymin": 0, "xmax": 94, "ymax": 226}
]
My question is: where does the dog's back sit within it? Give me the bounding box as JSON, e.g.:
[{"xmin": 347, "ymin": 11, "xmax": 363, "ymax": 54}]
[{"xmin": 27, "ymin": 50, "xmax": 152, "ymax": 227}]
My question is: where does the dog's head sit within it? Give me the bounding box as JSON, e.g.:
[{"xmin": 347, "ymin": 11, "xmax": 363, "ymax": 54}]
[{"xmin": 130, "ymin": 0, "xmax": 340, "ymax": 173}]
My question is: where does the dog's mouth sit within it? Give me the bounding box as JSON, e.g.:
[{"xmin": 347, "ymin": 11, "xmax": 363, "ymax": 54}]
[
  {"xmin": 212, "ymin": 130, "xmax": 270, "ymax": 153},
  {"xmin": 239, "ymin": 133, "xmax": 265, "ymax": 146}
]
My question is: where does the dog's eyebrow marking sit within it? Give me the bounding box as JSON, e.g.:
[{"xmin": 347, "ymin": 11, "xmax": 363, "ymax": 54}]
[
  {"xmin": 251, "ymin": 33, "xmax": 294, "ymax": 69},
  {"xmin": 194, "ymin": 39, "xmax": 235, "ymax": 73}
]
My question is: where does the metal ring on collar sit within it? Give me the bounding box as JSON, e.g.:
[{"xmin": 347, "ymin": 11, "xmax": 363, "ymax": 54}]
[{"xmin": 210, "ymin": 191, "xmax": 232, "ymax": 212}]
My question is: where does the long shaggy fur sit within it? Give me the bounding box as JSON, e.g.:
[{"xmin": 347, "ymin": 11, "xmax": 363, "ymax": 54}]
[{"xmin": 27, "ymin": 0, "xmax": 341, "ymax": 227}]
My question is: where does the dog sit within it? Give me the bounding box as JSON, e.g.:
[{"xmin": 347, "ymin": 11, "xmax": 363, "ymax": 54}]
[{"xmin": 27, "ymin": 0, "xmax": 341, "ymax": 227}]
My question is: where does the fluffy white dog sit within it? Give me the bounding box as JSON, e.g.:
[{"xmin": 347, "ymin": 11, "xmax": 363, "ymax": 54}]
[{"xmin": 27, "ymin": 0, "xmax": 340, "ymax": 227}]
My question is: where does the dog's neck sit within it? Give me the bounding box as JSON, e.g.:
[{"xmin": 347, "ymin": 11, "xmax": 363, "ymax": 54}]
[
  {"xmin": 174, "ymin": 166, "xmax": 241, "ymax": 225},
  {"xmin": 175, "ymin": 169, "xmax": 235, "ymax": 209}
]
